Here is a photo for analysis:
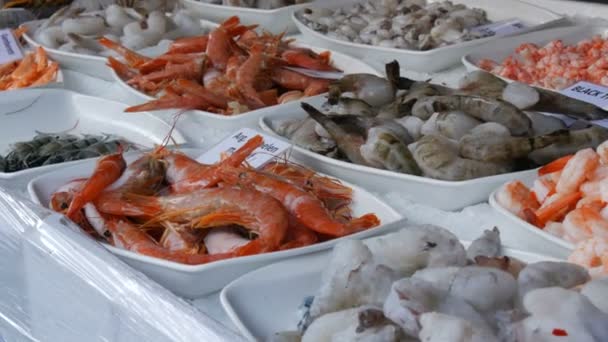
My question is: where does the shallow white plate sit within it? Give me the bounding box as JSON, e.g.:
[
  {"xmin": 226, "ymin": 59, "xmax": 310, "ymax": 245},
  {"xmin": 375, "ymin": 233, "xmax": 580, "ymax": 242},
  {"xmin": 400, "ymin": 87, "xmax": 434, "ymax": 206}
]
[
  {"xmin": 178, "ymin": 0, "xmax": 308, "ymax": 34},
  {"xmin": 221, "ymin": 234, "xmax": 559, "ymax": 341},
  {"xmin": 112, "ymin": 42, "xmax": 380, "ymax": 130},
  {"xmin": 27, "ymin": 149, "xmax": 402, "ymax": 298},
  {"xmin": 462, "ymin": 25, "xmax": 608, "ymax": 86},
  {"xmin": 21, "ymin": 17, "xmax": 218, "ymax": 81},
  {"xmin": 260, "ymin": 109, "xmax": 537, "ymax": 211},
  {"xmin": 293, "ymin": 0, "xmax": 564, "ymax": 73},
  {"xmin": 489, "ymin": 174, "xmax": 575, "ymax": 250},
  {"xmin": 0, "ymin": 88, "xmax": 185, "ymax": 180}
]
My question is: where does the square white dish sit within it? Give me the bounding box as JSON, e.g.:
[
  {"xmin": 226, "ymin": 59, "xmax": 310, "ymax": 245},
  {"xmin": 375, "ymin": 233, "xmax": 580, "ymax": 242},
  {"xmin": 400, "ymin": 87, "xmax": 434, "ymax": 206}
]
[
  {"xmin": 178, "ymin": 0, "xmax": 308, "ymax": 34},
  {"xmin": 220, "ymin": 234, "xmax": 559, "ymax": 341},
  {"xmin": 259, "ymin": 109, "xmax": 537, "ymax": 211},
  {"xmin": 0, "ymin": 88, "xmax": 185, "ymax": 180},
  {"xmin": 27, "ymin": 149, "xmax": 403, "ymax": 298},
  {"xmin": 111, "ymin": 42, "xmax": 380, "ymax": 130},
  {"xmin": 489, "ymin": 174, "xmax": 575, "ymax": 251},
  {"xmin": 21, "ymin": 18, "xmax": 218, "ymax": 81},
  {"xmin": 293, "ymin": 0, "xmax": 565, "ymax": 73},
  {"xmin": 462, "ymin": 25, "xmax": 608, "ymax": 85}
]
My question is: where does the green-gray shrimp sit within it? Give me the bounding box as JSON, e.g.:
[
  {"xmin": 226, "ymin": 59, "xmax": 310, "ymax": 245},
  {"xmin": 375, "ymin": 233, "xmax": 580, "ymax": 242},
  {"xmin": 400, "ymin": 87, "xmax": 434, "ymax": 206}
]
[
  {"xmin": 458, "ymin": 130, "xmax": 570, "ymax": 163},
  {"xmin": 359, "ymin": 126, "xmax": 421, "ymax": 175},
  {"xmin": 528, "ymin": 125, "xmax": 608, "ymax": 165},
  {"xmin": 412, "ymin": 135, "xmax": 512, "ymax": 181},
  {"xmin": 411, "ymin": 95, "xmax": 532, "ymax": 136}
]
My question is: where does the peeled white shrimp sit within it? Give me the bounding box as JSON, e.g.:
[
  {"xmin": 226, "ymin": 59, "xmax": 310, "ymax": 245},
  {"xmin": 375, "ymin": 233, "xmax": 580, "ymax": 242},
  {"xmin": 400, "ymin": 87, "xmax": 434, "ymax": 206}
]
[
  {"xmin": 105, "ymin": 5, "xmax": 135, "ymax": 29},
  {"xmin": 447, "ymin": 266, "xmax": 517, "ymax": 312},
  {"xmin": 203, "ymin": 228, "xmax": 249, "ymax": 254},
  {"xmin": 365, "ymin": 225, "xmax": 467, "ymax": 277},
  {"xmin": 308, "ymin": 240, "xmax": 398, "ymax": 321},
  {"xmin": 418, "ymin": 312, "xmax": 498, "ymax": 342},
  {"xmin": 122, "ymin": 11, "xmax": 167, "ymax": 49},
  {"xmin": 420, "ymin": 112, "xmax": 440, "ymax": 137},
  {"xmin": 303, "ymin": 306, "xmax": 401, "ymax": 342},
  {"xmin": 511, "ymin": 287, "xmax": 608, "ymax": 342},
  {"xmin": 568, "ymin": 237, "xmax": 608, "ymax": 277},
  {"xmin": 35, "ymin": 26, "xmax": 67, "ymax": 49},
  {"xmin": 466, "ymin": 227, "xmax": 501, "ymax": 260},
  {"xmin": 517, "ymin": 261, "xmax": 590, "ymax": 303},
  {"xmin": 556, "ymin": 148, "xmax": 599, "ymax": 194},
  {"xmin": 165, "ymin": 10, "xmax": 206, "ymax": 39},
  {"xmin": 61, "ymin": 16, "xmax": 106, "ymax": 36},
  {"xmin": 383, "ymin": 278, "xmax": 442, "ymax": 336},
  {"xmin": 598, "ymin": 140, "xmax": 608, "ymax": 165}
]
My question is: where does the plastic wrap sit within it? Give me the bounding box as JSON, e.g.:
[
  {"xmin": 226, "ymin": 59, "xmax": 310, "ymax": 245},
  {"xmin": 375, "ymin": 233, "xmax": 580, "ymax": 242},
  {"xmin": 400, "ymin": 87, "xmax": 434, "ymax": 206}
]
[{"xmin": 0, "ymin": 188, "xmax": 246, "ymax": 342}]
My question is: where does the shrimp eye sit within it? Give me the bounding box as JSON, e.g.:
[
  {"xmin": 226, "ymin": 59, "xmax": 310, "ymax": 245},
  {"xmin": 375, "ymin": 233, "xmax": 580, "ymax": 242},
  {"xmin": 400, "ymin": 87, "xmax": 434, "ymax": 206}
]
[
  {"xmin": 60, "ymin": 202, "xmax": 69, "ymax": 210},
  {"xmin": 423, "ymin": 241, "xmax": 437, "ymax": 251}
]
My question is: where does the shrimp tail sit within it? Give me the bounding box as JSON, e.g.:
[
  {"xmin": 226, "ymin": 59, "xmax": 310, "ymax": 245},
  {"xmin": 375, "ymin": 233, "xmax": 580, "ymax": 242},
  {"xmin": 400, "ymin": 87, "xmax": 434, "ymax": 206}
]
[
  {"xmin": 385, "ymin": 60, "xmax": 413, "ymax": 90},
  {"xmin": 538, "ymin": 154, "xmax": 574, "ymax": 175},
  {"xmin": 347, "ymin": 213, "xmax": 381, "ymax": 231}
]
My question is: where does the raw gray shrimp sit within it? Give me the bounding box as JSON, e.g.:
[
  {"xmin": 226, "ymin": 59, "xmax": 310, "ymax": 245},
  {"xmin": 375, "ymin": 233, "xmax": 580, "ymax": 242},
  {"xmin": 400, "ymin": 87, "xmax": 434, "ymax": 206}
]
[
  {"xmin": 411, "ymin": 134, "xmax": 512, "ymax": 181},
  {"xmin": 458, "ymin": 129, "xmax": 570, "ymax": 163},
  {"xmin": 411, "ymin": 95, "xmax": 532, "ymax": 136},
  {"xmin": 303, "ymin": 103, "xmax": 413, "ymax": 168},
  {"xmin": 395, "ymin": 116, "xmax": 424, "ymax": 140},
  {"xmin": 61, "ymin": 15, "xmax": 106, "ymax": 36},
  {"xmin": 435, "ymin": 111, "xmax": 482, "ymax": 140},
  {"xmin": 35, "ymin": 26, "xmax": 68, "ymax": 49},
  {"xmin": 517, "ymin": 261, "xmax": 590, "ymax": 302},
  {"xmin": 322, "ymin": 97, "xmax": 377, "ymax": 117},
  {"xmin": 359, "ymin": 125, "xmax": 420, "ymax": 174},
  {"xmin": 466, "ymin": 227, "xmax": 501, "ymax": 260},
  {"xmin": 328, "ymin": 61, "xmax": 411, "ymax": 107},
  {"xmin": 474, "ymin": 256, "xmax": 527, "ymax": 279},
  {"xmin": 526, "ymin": 111, "xmax": 567, "ymax": 136},
  {"xmin": 528, "ymin": 125, "xmax": 608, "ymax": 165},
  {"xmin": 419, "ymin": 312, "xmax": 498, "ymax": 342},
  {"xmin": 458, "ymin": 70, "xmax": 507, "ymax": 99},
  {"xmin": 272, "ymin": 117, "xmax": 336, "ymax": 154}
]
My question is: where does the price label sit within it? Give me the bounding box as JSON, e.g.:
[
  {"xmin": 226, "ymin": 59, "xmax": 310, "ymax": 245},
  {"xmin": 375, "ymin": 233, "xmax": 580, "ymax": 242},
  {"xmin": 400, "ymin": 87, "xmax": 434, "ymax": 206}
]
[
  {"xmin": 561, "ymin": 81, "xmax": 608, "ymax": 111},
  {"xmin": 197, "ymin": 128, "xmax": 292, "ymax": 169},
  {"xmin": 283, "ymin": 66, "xmax": 344, "ymax": 80},
  {"xmin": 0, "ymin": 28, "xmax": 23, "ymax": 65},
  {"xmin": 470, "ymin": 19, "xmax": 526, "ymax": 38}
]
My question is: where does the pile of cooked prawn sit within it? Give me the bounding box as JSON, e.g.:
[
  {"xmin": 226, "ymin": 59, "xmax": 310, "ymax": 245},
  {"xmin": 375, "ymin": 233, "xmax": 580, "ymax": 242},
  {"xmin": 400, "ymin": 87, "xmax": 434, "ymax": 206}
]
[
  {"xmin": 49, "ymin": 136, "xmax": 380, "ymax": 265},
  {"xmin": 275, "ymin": 61, "xmax": 608, "ymax": 181},
  {"xmin": 498, "ymin": 141, "xmax": 608, "ymax": 277},
  {"xmin": 0, "ymin": 28, "xmax": 59, "ymax": 90},
  {"xmin": 276, "ymin": 225, "xmax": 608, "ymax": 341},
  {"xmin": 104, "ymin": 16, "xmax": 340, "ymax": 116}
]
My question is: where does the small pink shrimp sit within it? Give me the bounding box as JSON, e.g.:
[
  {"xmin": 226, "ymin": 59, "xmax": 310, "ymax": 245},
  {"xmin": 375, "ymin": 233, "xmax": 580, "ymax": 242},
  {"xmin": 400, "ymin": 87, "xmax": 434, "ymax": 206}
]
[
  {"xmin": 556, "ymin": 148, "xmax": 599, "ymax": 194},
  {"xmin": 569, "ymin": 237, "xmax": 608, "ymax": 277},
  {"xmin": 496, "ymin": 180, "xmax": 539, "ymax": 219},
  {"xmin": 563, "ymin": 207, "xmax": 608, "ymax": 243}
]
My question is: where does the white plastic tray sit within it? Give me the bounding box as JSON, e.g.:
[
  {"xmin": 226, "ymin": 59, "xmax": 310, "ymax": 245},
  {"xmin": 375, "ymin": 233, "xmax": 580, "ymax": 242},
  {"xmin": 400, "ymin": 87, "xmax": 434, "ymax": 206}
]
[
  {"xmin": 112, "ymin": 43, "xmax": 380, "ymax": 130},
  {"xmin": 260, "ymin": 109, "xmax": 538, "ymax": 211},
  {"xmin": 221, "ymin": 234, "xmax": 559, "ymax": 341},
  {"xmin": 178, "ymin": 0, "xmax": 308, "ymax": 34},
  {"xmin": 0, "ymin": 88, "xmax": 185, "ymax": 180},
  {"xmin": 462, "ymin": 25, "xmax": 608, "ymax": 83},
  {"xmin": 21, "ymin": 18, "xmax": 218, "ymax": 81},
  {"xmin": 293, "ymin": 0, "xmax": 564, "ymax": 73},
  {"xmin": 27, "ymin": 149, "xmax": 403, "ymax": 298},
  {"xmin": 489, "ymin": 174, "xmax": 575, "ymax": 250}
]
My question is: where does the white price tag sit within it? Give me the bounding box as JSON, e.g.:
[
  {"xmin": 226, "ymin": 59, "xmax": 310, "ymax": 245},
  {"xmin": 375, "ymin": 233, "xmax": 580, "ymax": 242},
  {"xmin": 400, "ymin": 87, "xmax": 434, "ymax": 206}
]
[
  {"xmin": 561, "ymin": 81, "xmax": 608, "ymax": 111},
  {"xmin": 470, "ymin": 19, "xmax": 526, "ymax": 38},
  {"xmin": 0, "ymin": 28, "xmax": 23, "ymax": 65},
  {"xmin": 197, "ymin": 128, "xmax": 292, "ymax": 169},
  {"xmin": 283, "ymin": 66, "xmax": 343, "ymax": 80}
]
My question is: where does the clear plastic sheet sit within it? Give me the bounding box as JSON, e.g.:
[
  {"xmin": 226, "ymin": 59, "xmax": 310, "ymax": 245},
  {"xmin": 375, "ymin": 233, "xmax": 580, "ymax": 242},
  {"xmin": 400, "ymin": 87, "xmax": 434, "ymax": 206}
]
[{"xmin": 0, "ymin": 188, "xmax": 245, "ymax": 342}]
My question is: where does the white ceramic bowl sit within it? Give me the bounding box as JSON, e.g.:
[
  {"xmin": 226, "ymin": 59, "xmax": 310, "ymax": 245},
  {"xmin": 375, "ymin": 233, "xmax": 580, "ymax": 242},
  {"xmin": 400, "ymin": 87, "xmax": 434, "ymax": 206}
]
[
  {"xmin": 489, "ymin": 174, "xmax": 574, "ymax": 250},
  {"xmin": 293, "ymin": 0, "xmax": 564, "ymax": 73},
  {"xmin": 27, "ymin": 149, "xmax": 403, "ymax": 298},
  {"xmin": 462, "ymin": 25, "xmax": 608, "ymax": 83},
  {"xmin": 111, "ymin": 43, "xmax": 380, "ymax": 130},
  {"xmin": 21, "ymin": 18, "xmax": 218, "ymax": 81},
  {"xmin": 178, "ymin": 0, "xmax": 308, "ymax": 34},
  {"xmin": 0, "ymin": 88, "xmax": 185, "ymax": 180},
  {"xmin": 221, "ymin": 235, "xmax": 559, "ymax": 341},
  {"xmin": 259, "ymin": 108, "xmax": 538, "ymax": 211}
]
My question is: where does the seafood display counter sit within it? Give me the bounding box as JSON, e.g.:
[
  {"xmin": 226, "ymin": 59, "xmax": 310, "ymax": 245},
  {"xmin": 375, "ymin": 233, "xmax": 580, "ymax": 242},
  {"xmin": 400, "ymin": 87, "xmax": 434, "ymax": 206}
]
[{"xmin": 3, "ymin": 0, "xmax": 608, "ymax": 341}]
